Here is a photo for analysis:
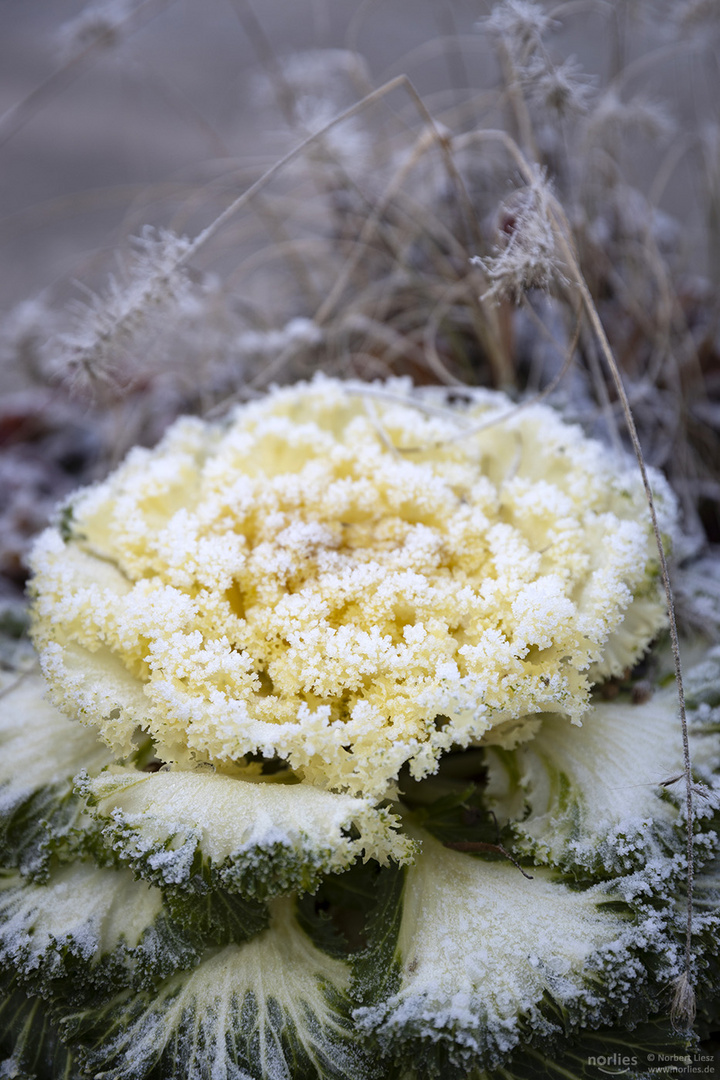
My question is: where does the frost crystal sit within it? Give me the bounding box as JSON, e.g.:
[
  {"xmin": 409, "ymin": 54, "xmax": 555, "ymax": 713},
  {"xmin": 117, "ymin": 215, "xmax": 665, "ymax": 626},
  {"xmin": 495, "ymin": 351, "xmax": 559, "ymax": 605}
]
[
  {"xmin": 355, "ymin": 833, "xmax": 670, "ymax": 1069},
  {"xmin": 481, "ymin": 1, "xmax": 553, "ymax": 63},
  {"xmin": 473, "ymin": 172, "xmax": 567, "ymax": 301},
  {"xmin": 54, "ymin": 227, "xmax": 193, "ymax": 389}
]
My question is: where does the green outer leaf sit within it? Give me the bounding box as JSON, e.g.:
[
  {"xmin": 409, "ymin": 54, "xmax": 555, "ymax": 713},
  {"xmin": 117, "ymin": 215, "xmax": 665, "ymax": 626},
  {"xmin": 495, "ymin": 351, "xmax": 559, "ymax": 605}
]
[
  {"xmin": 688, "ymin": 849, "xmax": 720, "ymax": 1035},
  {"xmin": 77, "ymin": 766, "xmax": 414, "ymax": 900},
  {"xmin": 484, "ymin": 693, "xmax": 709, "ymax": 882},
  {"xmin": 353, "ymin": 831, "xmax": 682, "ymax": 1078},
  {"xmin": 58, "ymin": 898, "xmax": 380, "ymax": 1080},
  {"xmin": 0, "ymin": 672, "xmax": 112, "ymax": 878},
  {"xmin": 0, "ymin": 783, "xmax": 91, "ymax": 881},
  {"xmin": 685, "ymin": 646, "xmax": 720, "ymax": 710},
  {"xmin": 0, "ymin": 972, "xmax": 79, "ymax": 1080},
  {"xmin": 0, "ymin": 863, "xmax": 203, "ymax": 1006},
  {"xmin": 351, "ymin": 864, "xmax": 405, "ymax": 1009},
  {"xmin": 163, "ymin": 886, "xmax": 269, "ymax": 947},
  {"xmin": 470, "ymin": 1017, "xmax": 699, "ymax": 1079}
]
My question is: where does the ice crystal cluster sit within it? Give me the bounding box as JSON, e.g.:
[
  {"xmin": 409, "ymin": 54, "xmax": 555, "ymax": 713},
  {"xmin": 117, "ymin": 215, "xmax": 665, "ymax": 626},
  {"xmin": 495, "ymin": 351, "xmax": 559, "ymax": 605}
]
[{"xmin": 2, "ymin": 378, "xmax": 719, "ymax": 1080}]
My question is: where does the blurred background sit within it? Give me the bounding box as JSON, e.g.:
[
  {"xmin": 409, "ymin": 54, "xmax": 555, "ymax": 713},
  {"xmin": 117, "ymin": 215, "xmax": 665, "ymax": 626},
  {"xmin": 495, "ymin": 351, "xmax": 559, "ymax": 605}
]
[
  {"xmin": 1, "ymin": 0, "xmax": 719, "ymax": 621},
  {"xmin": 1, "ymin": 0, "xmax": 714, "ymax": 304}
]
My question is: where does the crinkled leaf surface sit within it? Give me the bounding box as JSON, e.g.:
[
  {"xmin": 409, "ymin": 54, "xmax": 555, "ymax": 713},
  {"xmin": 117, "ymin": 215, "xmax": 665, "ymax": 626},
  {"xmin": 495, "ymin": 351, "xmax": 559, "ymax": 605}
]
[
  {"xmin": 162, "ymin": 886, "xmax": 270, "ymax": 947},
  {"xmin": 484, "ymin": 692, "xmax": 704, "ymax": 879},
  {"xmin": 0, "ymin": 673, "xmax": 112, "ymax": 877},
  {"xmin": 29, "ymin": 381, "xmax": 673, "ymax": 800},
  {"xmin": 353, "ymin": 832, "xmax": 679, "ymax": 1077},
  {"xmin": 59, "ymin": 897, "xmax": 378, "ymax": 1080},
  {"xmin": 0, "ymin": 863, "xmax": 203, "ymax": 1005},
  {"xmin": 78, "ymin": 766, "xmax": 414, "ymax": 899}
]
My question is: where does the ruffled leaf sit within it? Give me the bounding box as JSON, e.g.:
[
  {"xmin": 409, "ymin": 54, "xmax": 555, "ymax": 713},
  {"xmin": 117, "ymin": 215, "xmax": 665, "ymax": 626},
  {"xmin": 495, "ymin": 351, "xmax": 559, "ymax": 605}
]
[
  {"xmin": 0, "ymin": 863, "xmax": 205, "ymax": 1006},
  {"xmin": 29, "ymin": 381, "xmax": 674, "ymax": 801},
  {"xmin": 0, "ymin": 673, "xmax": 113, "ymax": 878},
  {"xmin": 484, "ymin": 691, "xmax": 706, "ymax": 880},
  {"xmin": 58, "ymin": 897, "xmax": 380, "ymax": 1080},
  {"xmin": 352, "ymin": 831, "xmax": 679, "ymax": 1077},
  {"xmin": 77, "ymin": 766, "xmax": 415, "ymax": 900}
]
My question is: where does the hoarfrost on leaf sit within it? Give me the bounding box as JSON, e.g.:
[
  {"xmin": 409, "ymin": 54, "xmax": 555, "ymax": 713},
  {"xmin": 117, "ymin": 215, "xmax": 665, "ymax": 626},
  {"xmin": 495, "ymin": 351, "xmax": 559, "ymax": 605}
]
[
  {"xmin": 484, "ymin": 689, "xmax": 700, "ymax": 878},
  {"xmin": 79, "ymin": 765, "xmax": 415, "ymax": 898},
  {"xmin": 353, "ymin": 831, "xmax": 676, "ymax": 1074},
  {"xmin": 57, "ymin": 898, "xmax": 375, "ymax": 1080},
  {"xmin": 0, "ymin": 670, "xmax": 113, "ymax": 876},
  {"xmin": 0, "ymin": 862, "xmax": 200, "ymax": 1003}
]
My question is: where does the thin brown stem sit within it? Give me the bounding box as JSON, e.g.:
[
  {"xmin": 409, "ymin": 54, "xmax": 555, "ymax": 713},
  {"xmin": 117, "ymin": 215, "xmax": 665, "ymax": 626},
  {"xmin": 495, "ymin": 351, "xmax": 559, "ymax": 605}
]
[
  {"xmin": 460, "ymin": 121, "xmax": 697, "ymax": 1015},
  {"xmin": 549, "ymin": 199, "xmax": 696, "ymax": 1021},
  {"xmin": 186, "ymin": 75, "xmax": 463, "ymax": 262},
  {"xmin": 443, "ymin": 839, "xmax": 534, "ymax": 880},
  {"xmin": 226, "ymin": 0, "xmax": 297, "ymax": 126}
]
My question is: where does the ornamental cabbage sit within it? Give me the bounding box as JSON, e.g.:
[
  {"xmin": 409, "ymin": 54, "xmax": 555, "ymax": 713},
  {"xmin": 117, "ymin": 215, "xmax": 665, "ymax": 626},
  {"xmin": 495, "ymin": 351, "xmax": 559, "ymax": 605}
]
[{"xmin": 2, "ymin": 377, "xmax": 718, "ymax": 1080}]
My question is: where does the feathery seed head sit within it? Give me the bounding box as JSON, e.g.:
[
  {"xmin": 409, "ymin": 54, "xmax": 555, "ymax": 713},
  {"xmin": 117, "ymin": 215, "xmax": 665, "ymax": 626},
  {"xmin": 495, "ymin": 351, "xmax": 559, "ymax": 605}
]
[
  {"xmin": 474, "ymin": 171, "xmax": 567, "ymax": 301},
  {"xmin": 56, "ymin": 0, "xmax": 138, "ymax": 59},
  {"xmin": 54, "ymin": 228, "xmax": 193, "ymax": 392},
  {"xmin": 481, "ymin": 0, "xmax": 553, "ymax": 63}
]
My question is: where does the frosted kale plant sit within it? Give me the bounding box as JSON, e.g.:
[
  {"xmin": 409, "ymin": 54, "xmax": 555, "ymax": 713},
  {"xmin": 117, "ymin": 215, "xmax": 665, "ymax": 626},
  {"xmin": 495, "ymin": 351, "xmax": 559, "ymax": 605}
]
[{"xmin": 2, "ymin": 377, "xmax": 719, "ymax": 1079}]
